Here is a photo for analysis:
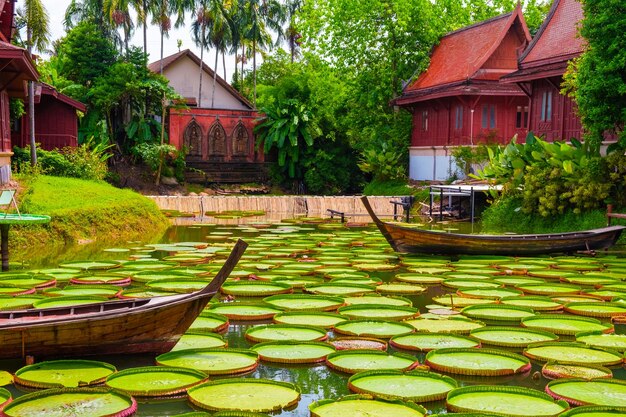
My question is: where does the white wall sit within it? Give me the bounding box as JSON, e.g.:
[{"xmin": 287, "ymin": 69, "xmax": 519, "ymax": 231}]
[
  {"xmin": 164, "ymin": 56, "xmax": 250, "ymax": 110},
  {"xmin": 409, "ymin": 147, "xmax": 461, "ymax": 181}
]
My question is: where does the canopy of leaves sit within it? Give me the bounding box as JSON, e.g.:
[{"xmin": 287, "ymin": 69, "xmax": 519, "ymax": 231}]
[{"xmin": 565, "ymin": 0, "xmax": 626, "ymax": 152}]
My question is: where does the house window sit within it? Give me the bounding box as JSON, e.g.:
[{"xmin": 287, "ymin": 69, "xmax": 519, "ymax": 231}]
[
  {"xmin": 422, "ymin": 110, "xmax": 429, "ymax": 131},
  {"xmin": 541, "ymin": 90, "xmax": 553, "ymax": 121},
  {"xmin": 455, "ymin": 106, "xmax": 463, "ymax": 130},
  {"xmin": 516, "ymin": 106, "xmax": 529, "ymax": 129},
  {"xmin": 482, "ymin": 105, "xmax": 496, "ymax": 129}
]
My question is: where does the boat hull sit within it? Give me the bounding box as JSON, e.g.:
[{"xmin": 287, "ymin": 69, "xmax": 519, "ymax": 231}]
[
  {"xmin": 0, "ymin": 240, "xmax": 247, "ymax": 359},
  {"xmin": 361, "ymin": 197, "xmax": 625, "ymax": 256}
]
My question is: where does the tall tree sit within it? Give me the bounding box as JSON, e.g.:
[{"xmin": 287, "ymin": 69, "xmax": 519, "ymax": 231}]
[
  {"xmin": 206, "ymin": 1, "xmax": 234, "ymax": 107},
  {"xmin": 284, "ymin": 0, "xmax": 302, "ymax": 63},
  {"xmin": 19, "ymin": 0, "xmax": 50, "ymax": 166},
  {"xmin": 191, "ymin": 3, "xmax": 211, "ymax": 108},
  {"xmin": 240, "ymin": 0, "xmax": 285, "ymax": 105}
]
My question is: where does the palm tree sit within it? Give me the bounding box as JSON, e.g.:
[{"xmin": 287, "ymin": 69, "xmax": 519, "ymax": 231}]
[
  {"xmin": 152, "ymin": 0, "xmax": 190, "ymax": 74},
  {"xmin": 191, "ymin": 3, "xmax": 211, "ymax": 108},
  {"xmin": 66, "ymin": 0, "xmax": 122, "ymax": 47},
  {"xmin": 285, "ymin": 0, "xmax": 302, "ymax": 63},
  {"xmin": 20, "ymin": 0, "xmax": 50, "ymax": 166},
  {"xmin": 240, "ymin": 0, "xmax": 285, "ymax": 105},
  {"xmin": 102, "ymin": 0, "xmax": 148, "ymax": 55}
]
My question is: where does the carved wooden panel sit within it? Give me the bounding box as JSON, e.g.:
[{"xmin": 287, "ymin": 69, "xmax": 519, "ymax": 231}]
[
  {"xmin": 232, "ymin": 122, "xmax": 250, "ymax": 156},
  {"xmin": 208, "ymin": 121, "xmax": 227, "ymax": 156},
  {"xmin": 183, "ymin": 120, "xmax": 203, "ymax": 157}
]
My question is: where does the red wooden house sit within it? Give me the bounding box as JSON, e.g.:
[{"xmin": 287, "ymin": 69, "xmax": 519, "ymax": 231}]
[
  {"xmin": 0, "ymin": 0, "xmax": 38, "ymax": 183},
  {"xmin": 395, "ymin": 6, "xmax": 532, "ymax": 180},
  {"xmin": 12, "ymin": 83, "xmax": 86, "ymax": 150},
  {"xmin": 502, "ymin": 0, "xmax": 585, "ymax": 141}
]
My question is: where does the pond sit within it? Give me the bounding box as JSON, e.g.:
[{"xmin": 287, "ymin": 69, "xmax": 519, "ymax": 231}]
[{"xmin": 1, "ymin": 218, "xmax": 626, "ymax": 416}]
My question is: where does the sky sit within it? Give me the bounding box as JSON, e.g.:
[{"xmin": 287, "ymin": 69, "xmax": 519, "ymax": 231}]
[{"xmin": 17, "ymin": 0, "xmax": 240, "ymax": 82}]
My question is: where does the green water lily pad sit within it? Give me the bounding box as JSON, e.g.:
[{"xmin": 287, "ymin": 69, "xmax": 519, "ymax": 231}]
[
  {"xmin": 354, "ymin": 263, "xmax": 399, "ymax": 272},
  {"xmin": 524, "ymin": 342, "xmax": 623, "ymax": 366},
  {"xmin": 156, "ymin": 348, "xmax": 259, "ymax": 375},
  {"xmin": 0, "ymin": 387, "xmax": 136, "ymax": 417},
  {"xmin": 43, "ymin": 285, "xmax": 121, "ymax": 298},
  {"xmin": 263, "ymin": 294, "xmax": 344, "ymax": 311},
  {"xmin": 389, "ymin": 332, "xmax": 480, "ymax": 351},
  {"xmin": 565, "ymin": 302, "xmax": 626, "ymax": 318},
  {"xmin": 304, "ymin": 283, "xmax": 375, "ymax": 296},
  {"xmin": 245, "ymin": 324, "xmax": 327, "ymax": 342},
  {"xmin": 542, "ymin": 363, "xmax": 612, "ymax": 380},
  {"xmin": 432, "ymin": 294, "xmax": 495, "ymax": 307},
  {"xmin": 273, "ymin": 276, "xmax": 324, "ymax": 288},
  {"xmin": 329, "ymin": 337, "xmax": 388, "ymax": 351},
  {"xmin": 376, "ymin": 283, "xmax": 426, "ymax": 295},
  {"xmin": 309, "ymin": 395, "xmax": 426, "ymax": 417},
  {"xmin": 342, "ymin": 294, "xmax": 412, "ymax": 307},
  {"xmin": 326, "ymin": 350, "xmax": 419, "ymax": 373},
  {"xmin": 461, "ymin": 304, "xmax": 535, "ymax": 323},
  {"xmin": 447, "ymin": 385, "xmax": 568, "ymax": 416},
  {"xmin": 146, "ymin": 278, "xmax": 212, "ymax": 293},
  {"xmin": 576, "ymin": 331, "xmax": 626, "ymax": 352},
  {"xmin": 120, "ymin": 289, "xmax": 176, "ymax": 298},
  {"xmin": 405, "ymin": 317, "xmax": 485, "ymax": 334},
  {"xmin": 457, "ymin": 288, "xmax": 523, "ymax": 300},
  {"xmin": 394, "ymin": 273, "xmax": 445, "ymax": 284},
  {"xmin": 348, "ymin": 369, "xmax": 458, "ymax": 402},
  {"xmin": 521, "ymin": 315, "xmax": 613, "ymax": 335},
  {"xmin": 338, "ymin": 304, "xmax": 419, "ymax": 321},
  {"xmin": 220, "ymin": 281, "xmax": 293, "ymax": 297},
  {"xmin": 558, "ymin": 406, "xmax": 626, "ymax": 417},
  {"xmin": 172, "ymin": 331, "xmax": 227, "ymax": 351},
  {"xmin": 333, "ymin": 319, "xmax": 414, "ymax": 338},
  {"xmin": 14, "ymin": 360, "xmax": 116, "ymax": 388},
  {"xmin": 59, "ymin": 260, "xmax": 121, "ymax": 271},
  {"xmin": 188, "ymin": 379, "xmax": 300, "ymax": 412},
  {"xmin": 425, "ymin": 348, "xmax": 530, "ymax": 376},
  {"xmin": 469, "ymin": 327, "xmax": 558, "ymax": 347},
  {"xmin": 130, "ymin": 271, "xmax": 196, "ymax": 283},
  {"xmin": 189, "ymin": 312, "xmax": 229, "ymax": 332},
  {"xmin": 33, "ymin": 295, "xmax": 108, "ymax": 309},
  {"xmin": 0, "ymin": 287, "xmax": 34, "ymax": 295},
  {"xmin": 516, "ymin": 283, "xmax": 582, "ymax": 296},
  {"xmin": 252, "ymin": 341, "xmax": 336, "ymax": 363},
  {"xmin": 0, "ymin": 275, "xmax": 55, "ymax": 288},
  {"xmin": 546, "ymin": 378, "xmax": 626, "ymax": 406},
  {"xmin": 207, "ymin": 302, "xmax": 282, "ymax": 320},
  {"xmin": 500, "ymin": 296, "xmax": 563, "ymax": 311},
  {"xmin": 493, "ymin": 276, "xmax": 546, "ymax": 286},
  {"xmin": 105, "ymin": 366, "xmax": 208, "ymax": 396},
  {"xmin": 0, "ymin": 371, "xmax": 12, "ymax": 386},
  {"xmin": 273, "ymin": 312, "xmax": 346, "ymax": 328},
  {"xmin": 70, "ymin": 274, "xmax": 131, "ymax": 286},
  {"xmin": 442, "ymin": 279, "xmax": 502, "ymax": 290}
]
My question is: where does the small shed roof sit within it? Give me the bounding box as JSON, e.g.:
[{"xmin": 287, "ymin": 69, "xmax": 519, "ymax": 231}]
[
  {"xmin": 149, "ymin": 49, "xmax": 254, "ymax": 110},
  {"xmin": 37, "ymin": 83, "xmax": 87, "ymax": 112},
  {"xmin": 0, "ymin": 42, "xmax": 39, "ymax": 98}
]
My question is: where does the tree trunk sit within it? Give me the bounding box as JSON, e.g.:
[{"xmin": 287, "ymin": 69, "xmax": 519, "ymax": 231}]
[
  {"xmin": 27, "ymin": 26, "xmax": 36, "ymax": 166},
  {"xmin": 223, "ymin": 50, "xmax": 226, "ymax": 81},
  {"xmin": 160, "ymin": 26, "xmax": 164, "ymax": 74},
  {"xmin": 212, "ymin": 46, "xmax": 219, "ymax": 108},
  {"xmin": 198, "ymin": 26, "xmax": 205, "ymax": 108},
  {"xmin": 253, "ymin": 39, "xmax": 257, "ymax": 106},
  {"xmin": 240, "ymin": 44, "xmax": 245, "ymax": 91},
  {"xmin": 142, "ymin": 0, "xmax": 148, "ymax": 56}
]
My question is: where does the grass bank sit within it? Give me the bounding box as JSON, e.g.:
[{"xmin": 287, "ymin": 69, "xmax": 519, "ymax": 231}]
[
  {"xmin": 10, "ymin": 175, "xmax": 170, "ymax": 256},
  {"xmin": 481, "ymin": 196, "xmax": 620, "ymax": 234}
]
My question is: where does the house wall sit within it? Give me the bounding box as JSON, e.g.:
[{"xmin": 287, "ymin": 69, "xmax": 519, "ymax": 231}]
[
  {"xmin": 529, "ymin": 77, "xmax": 583, "ymax": 141},
  {"xmin": 0, "ymin": 90, "xmax": 11, "ymax": 183},
  {"xmin": 164, "ymin": 57, "xmax": 250, "ymax": 111},
  {"xmin": 169, "ymin": 108, "xmax": 263, "ymax": 163},
  {"xmin": 410, "ymin": 95, "xmax": 529, "ymax": 148},
  {"xmin": 13, "ymin": 96, "xmax": 79, "ymax": 150}
]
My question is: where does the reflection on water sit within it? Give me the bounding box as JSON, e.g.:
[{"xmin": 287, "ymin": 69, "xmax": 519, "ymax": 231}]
[{"xmin": 7, "ymin": 217, "xmax": 626, "ymax": 416}]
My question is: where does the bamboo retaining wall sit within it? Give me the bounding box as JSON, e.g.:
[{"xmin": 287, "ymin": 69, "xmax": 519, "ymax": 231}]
[{"xmin": 148, "ymin": 195, "xmax": 405, "ymax": 217}]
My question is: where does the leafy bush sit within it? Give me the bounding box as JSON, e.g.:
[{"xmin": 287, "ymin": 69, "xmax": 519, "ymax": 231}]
[
  {"xmin": 451, "ymin": 145, "xmax": 491, "ymax": 177},
  {"xmin": 12, "ymin": 140, "xmax": 111, "ymax": 181},
  {"xmin": 358, "ymin": 140, "xmax": 406, "ymax": 182},
  {"xmin": 132, "ymin": 143, "xmax": 186, "ymax": 182}
]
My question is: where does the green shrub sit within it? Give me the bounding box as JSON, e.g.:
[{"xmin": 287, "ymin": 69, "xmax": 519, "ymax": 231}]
[
  {"xmin": 451, "ymin": 145, "xmax": 491, "ymax": 176},
  {"xmin": 363, "ymin": 179, "xmax": 414, "ymax": 196},
  {"xmin": 358, "ymin": 140, "xmax": 406, "ymax": 182},
  {"xmin": 132, "ymin": 143, "xmax": 187, "ymax": 182}
]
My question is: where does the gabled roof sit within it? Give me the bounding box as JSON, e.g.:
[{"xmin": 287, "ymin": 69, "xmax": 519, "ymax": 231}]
[
  {"xmin": 149, "ymin": 49, "xmax": 254, "ymax": 110},
  {"xmin": 404, "ymin": 6, "xmax": 531, "ymax": 95},
  {"xmin": 37, "ymin": 83, "xmax": 87, "ymax": 112},
  {"xmin": 520, "ymin": 0, "xmax": 584, "ymax": 67},
  {"xmin": 0, "ymin": 41, "xmax": 39, "ymax": 98}
]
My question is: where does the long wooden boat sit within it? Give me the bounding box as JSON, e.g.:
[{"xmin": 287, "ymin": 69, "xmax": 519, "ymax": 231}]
[
  {"xmin": 0, "ymin": 239, "xmax": 247, "ymax": 359},
  {"xmin": 361, "ymin": 197, "xmax": 625, "ymax": 256}
]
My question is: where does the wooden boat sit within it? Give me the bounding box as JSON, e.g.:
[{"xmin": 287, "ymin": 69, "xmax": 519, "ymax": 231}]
[
  {"xmin": 0, "ymin": 239, "xmax": 247, "ymax": 359},
  {"xmin": 361, "ymin": 197, "xmax": 625, "ymax": 256}
]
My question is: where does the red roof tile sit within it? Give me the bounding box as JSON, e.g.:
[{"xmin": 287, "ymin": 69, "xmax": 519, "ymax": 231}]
[
  {"xmin": 405, "ymin": 7, "xmax": 530, "ymax": 93},
  {"xmin": 520, "ymin": 0, "xmax": 584, "ymax": 66}
]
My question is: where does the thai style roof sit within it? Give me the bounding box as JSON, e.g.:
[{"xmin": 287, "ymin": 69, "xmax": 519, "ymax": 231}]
[
  {"xmin": 503, "ymin": 0, "xmax": 584, "ymax": 82},
  {"xmin": 0, "ymin": 41, "xmax": 39, "ymax": 97},
  {"xmin": 398, "ymin": 5, "xmax": 530, "ymax": 104},
  {"xmin": 149, "ymin": 49, "xmax": 254, "ymax": 110}
]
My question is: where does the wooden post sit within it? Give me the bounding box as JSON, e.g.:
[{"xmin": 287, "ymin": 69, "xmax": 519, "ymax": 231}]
[
  {"xmin": 1, "ymin": 224, "xmax": 9, "ymax": 272},
  {"xmin": 608, "ymin": 204, "xmax": 613, "ymax": 226}
]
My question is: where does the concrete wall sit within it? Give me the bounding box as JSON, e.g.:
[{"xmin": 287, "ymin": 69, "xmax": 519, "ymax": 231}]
[
  {"xmin": 409, "ymin": 146, "xmax": 461, "ymax": 181},
  {"xmin": 165, "ymin": 56, "xmax": 249, "ymax": 111},
  {"xmin": 149, "ymin": 195, "xmax": 407, "ymax": 218}
]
